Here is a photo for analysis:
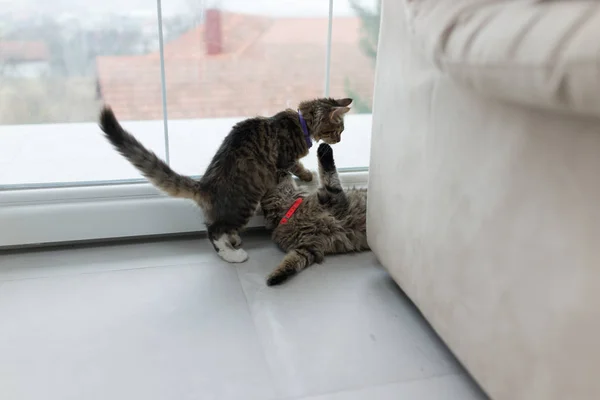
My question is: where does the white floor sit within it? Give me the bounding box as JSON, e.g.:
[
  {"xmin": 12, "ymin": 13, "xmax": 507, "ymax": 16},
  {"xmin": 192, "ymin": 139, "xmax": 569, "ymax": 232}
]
[{"xmin": 0, "ymin": 232, "xmax": 487, "ymax": 400}]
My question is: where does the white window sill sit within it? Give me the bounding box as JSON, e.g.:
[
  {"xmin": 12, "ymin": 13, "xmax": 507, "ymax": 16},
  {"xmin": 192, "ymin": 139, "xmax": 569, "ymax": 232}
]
[
  {"xmin": 0, "ymin": 115, "xmax": 371, "ymax": 247},
  {"xmin": 0, "ymin": 170, "xmax": 368, "ymax": 248},
  {"xmin": 0, "ymin": 114, "xmax": 372, "ymax": 187}
]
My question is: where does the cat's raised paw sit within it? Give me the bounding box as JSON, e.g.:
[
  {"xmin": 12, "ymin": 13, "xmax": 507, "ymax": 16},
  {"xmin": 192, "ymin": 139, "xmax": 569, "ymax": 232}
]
[{"xmin": 317, "ymin": 143, "xmax": 335, "ymax": 171}]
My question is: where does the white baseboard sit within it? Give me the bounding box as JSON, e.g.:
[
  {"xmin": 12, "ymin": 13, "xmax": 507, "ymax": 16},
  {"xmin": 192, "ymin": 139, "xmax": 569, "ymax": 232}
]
[{"xmin": 1, "ymin": 171, "xmax": 368, "ymax": 248}]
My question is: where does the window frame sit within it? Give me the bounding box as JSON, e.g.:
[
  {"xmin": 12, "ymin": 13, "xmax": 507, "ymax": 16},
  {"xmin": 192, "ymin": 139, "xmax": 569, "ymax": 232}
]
[
  {"xmin": 0, "ymin": 0, "xmax": 375, "ymax": 248},
  {"xmin": 0, "ymin": 170, "xmax": 368, "ymax": 248}
]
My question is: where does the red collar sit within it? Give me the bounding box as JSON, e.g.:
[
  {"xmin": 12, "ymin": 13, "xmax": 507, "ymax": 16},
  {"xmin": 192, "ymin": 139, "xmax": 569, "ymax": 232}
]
[{"xmin": 279, "ymin": 198, "xmax": 303, "ymax": 225}]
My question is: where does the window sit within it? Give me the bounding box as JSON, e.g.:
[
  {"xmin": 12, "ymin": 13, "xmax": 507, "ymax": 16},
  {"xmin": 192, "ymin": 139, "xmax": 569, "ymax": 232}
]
[{"xmin": 0, "ymin": 0, "xmax": 380, "ymax": 247}]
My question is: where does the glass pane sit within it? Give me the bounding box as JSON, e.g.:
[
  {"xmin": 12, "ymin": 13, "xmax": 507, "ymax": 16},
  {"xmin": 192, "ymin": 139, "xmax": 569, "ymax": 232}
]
[
  {"xmin": 0, "ymin": 3, "xmax": 166, "ymax": 187},
  {"xmin": 157, "ymin": 1, "xmax": 340, "ymax": 176},
  {"xmin": 328, "ymin": 0, "xmax": 379, "ymax": 171}
]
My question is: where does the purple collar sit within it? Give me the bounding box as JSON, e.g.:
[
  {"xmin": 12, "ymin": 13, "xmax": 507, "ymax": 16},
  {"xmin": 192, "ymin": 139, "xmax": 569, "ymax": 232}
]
[{"xmin": 297, "ymin": 110, "xmax": 312, "ymax": 149}]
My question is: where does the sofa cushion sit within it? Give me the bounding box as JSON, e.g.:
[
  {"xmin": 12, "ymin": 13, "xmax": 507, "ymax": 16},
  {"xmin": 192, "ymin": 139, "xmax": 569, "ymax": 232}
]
[{"xmin": 404, "ymin": 0, "xmax": 600, "ymax": 119}]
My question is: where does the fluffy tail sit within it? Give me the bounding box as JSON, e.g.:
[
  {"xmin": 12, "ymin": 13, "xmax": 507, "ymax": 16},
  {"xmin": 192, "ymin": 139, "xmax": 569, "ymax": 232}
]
[{"xmin": 99, "ymin": 106, "xmax": 204, "ymax": 201}]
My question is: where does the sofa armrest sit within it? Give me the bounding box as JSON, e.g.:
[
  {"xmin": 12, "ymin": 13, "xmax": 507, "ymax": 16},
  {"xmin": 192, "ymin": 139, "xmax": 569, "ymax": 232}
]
[{"xmin": 405, "ymin": 0, "xmax": 600, "ymax": 119}]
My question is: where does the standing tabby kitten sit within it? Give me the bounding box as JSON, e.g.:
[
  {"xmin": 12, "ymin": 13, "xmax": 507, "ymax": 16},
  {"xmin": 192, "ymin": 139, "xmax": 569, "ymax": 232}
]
[
  {"xmin": 99, "ymin": 98, "xmax": 351, "ymax": 263},
  {"xmin": 261, "ymin": 143, "xmax": 369, "ymax": 286}
]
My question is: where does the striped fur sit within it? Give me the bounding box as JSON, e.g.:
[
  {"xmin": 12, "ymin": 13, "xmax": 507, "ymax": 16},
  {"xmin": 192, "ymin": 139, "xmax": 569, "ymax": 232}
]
[
  {"xmin": 100, "ymin": 109, "xmax": 203, "ymax": 202},
  {"xmin": 261, "ymin": 143, "xmax": 369, "ymax": 286},
  {"xmin": 99, "ymin": 98, "xmax": 352, "ymax": 263}
]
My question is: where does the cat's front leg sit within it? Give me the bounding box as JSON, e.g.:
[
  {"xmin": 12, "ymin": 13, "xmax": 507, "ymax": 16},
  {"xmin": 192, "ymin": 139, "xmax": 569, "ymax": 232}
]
[
  {"xmin": 316, "ymin": 143, "xmax": 350, "ymax": 214},
  {"xmin": 290, "ymin": 161, "xmax": 314, "ymax": 182}
]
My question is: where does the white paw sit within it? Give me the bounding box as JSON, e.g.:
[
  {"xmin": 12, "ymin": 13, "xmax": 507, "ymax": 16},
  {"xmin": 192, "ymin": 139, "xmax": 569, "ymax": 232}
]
[
  {"xmin": 218, "ymin": 248, "xmax": 249, "ymax": 263},
  {"xmin": 229, "ymin": 232, "xmax": 242, "ymax": 249}
]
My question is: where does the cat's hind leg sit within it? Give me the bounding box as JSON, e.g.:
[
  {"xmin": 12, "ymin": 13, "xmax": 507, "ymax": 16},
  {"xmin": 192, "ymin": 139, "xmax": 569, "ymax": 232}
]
[
  {"xmin": 229, "ymin": 231, "xmax": 243, "ymax": 249},
  {"xmin": 206, "ymin": 191, "xmax": 261, "ymax": 262},
  {"xmin": 266, "ymin": 248, "xmax": 323, "ymax": 286},
  {"xmin": 208, "ymin": 223, "xmax": 249, "ymax": 263}
]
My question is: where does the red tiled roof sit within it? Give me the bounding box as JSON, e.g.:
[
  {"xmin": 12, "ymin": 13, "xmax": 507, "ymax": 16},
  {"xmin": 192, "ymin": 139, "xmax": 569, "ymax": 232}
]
[
  {"xmin": 0, "ymin": 41, "xmax": 50, "ymax": 62},
  {"xmin": 97, "ymin": 12, "xmax": 374, "ymax": 120}
]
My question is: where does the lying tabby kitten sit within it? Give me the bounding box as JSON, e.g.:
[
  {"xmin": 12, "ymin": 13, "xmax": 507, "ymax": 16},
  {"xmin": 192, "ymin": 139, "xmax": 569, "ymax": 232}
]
[
  {"xmin": 100, "ymin": 98, "xmax": 351, "ymax": 263},
  {"xmin": 261, "ymin": 143, "xmax": 369, "ymax": 286}
]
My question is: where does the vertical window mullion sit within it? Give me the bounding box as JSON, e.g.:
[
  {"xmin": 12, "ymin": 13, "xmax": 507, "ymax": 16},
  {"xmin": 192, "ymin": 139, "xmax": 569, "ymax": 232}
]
[
  {"xmin": 324, "ymin": 0, "xmax": 334, "ymax": 97},
  {"xmin": 156, "ymin": 0, "xmax": 170, "ymax": 165}
]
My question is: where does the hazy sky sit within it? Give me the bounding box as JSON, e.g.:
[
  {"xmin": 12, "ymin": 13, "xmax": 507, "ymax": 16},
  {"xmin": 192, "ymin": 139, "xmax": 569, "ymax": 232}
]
[{"xmin": 1, "ymin": 0, "xmax": 378, "ymax": 18}]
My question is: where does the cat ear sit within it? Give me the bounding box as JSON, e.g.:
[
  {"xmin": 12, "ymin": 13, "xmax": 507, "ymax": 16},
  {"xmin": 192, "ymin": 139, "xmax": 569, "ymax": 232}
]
[
  {"xmin": 330, "ymin": 106, "xmax": 351, "ymax": 121},
  {"xmin": 335, "ymin": 98, "xmax": 353, "ymax": 107}
]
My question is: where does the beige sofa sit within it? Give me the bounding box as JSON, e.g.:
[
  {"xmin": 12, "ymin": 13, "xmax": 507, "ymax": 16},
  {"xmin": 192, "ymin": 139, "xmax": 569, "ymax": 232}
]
[{"xmin": 367, "ymin": 1, "xmax": 600, "ymax": 399}]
